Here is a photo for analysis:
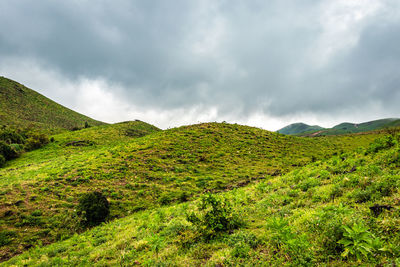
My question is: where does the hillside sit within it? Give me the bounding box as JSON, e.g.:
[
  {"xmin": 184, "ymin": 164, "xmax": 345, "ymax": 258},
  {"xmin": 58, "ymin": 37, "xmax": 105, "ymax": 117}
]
[
  {"xmin": 3, "ymin": 131, "xmax": 400, "ymax": 266},
  {"xmin": 277, "ymin": 123, "xmax": 323, "ymax": 135},
  {"xmin": 0, "ymin": 77, "xmax": 105, "ymax": 132},
  {"xmin": 278, "ymin": 118, "xmax": 400, "ymax": 136},
  {"xmin": 0, "ymin": 122, "xmax": 378, "ymax": 261},
  {"xmin": 331, "ymin": 118, "xmax": 400, "ymax": 134}
]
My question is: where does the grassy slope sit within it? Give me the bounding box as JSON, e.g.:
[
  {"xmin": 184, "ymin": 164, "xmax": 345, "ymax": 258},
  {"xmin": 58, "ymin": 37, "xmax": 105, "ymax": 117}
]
[
  {"xmin": 277, "ymin": 123, "xmax": 323, "ymax": 135},
  {"xmin": 292, "ymin": 118, "xmax": 400, "ymax": 137},
  {"xmin": 0, "ymin": 122, "xmax": 377, "ymax": 261},
  {"xmin": 3, "ymin": 133, "xmax": 399, "ymax": 266},
  {"xmin": 0, "ymin": 77, "xmax": 105, "ymax": 132}
]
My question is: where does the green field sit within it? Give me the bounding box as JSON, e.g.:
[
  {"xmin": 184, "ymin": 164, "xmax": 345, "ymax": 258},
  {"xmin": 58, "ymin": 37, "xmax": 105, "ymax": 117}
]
[
  {"xmin": 0, "ymin": 78, "xmax": 399, "ymax": 266},
  {"xmin": 2, "ymin": 128, "xmax": 399, "ymax": 266}
]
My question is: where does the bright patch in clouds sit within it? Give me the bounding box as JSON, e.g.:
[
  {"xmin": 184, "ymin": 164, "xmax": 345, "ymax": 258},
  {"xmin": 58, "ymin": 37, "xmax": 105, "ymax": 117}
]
[{"xmin": 1, "ymin": 0, "xmax": 400, "ymax": 130}]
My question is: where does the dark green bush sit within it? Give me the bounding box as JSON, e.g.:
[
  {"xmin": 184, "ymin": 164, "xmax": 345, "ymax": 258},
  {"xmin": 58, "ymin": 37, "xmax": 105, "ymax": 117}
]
[
  {"xmin": 0, "ymin": 155, "xmax": 5, "ymax": 167},
  {"xmin": 0, "ymin": 128, "xmax": 25, "ymax": 144},
  {"xmin": 0, "ymin": 141, "xmax": 18, "ymax": 160},
  {"xmin": 0, "ymin": 230, "xmax": 16, "ymax": 247},
  {"xmin": 78, "ymin": 191, "xmax": 110, "ymax": 227},
  {"xmin": 24, "ymin": 132, "xmax": 49, "ymax": 151},
  {"xmin": 187, "ymin": 194, "xmax": 242, "ymax": 239}
]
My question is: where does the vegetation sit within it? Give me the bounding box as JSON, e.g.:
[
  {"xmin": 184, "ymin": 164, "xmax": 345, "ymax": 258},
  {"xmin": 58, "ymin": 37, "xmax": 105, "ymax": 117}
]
[
  {"xmin": 0, "ymin": 120, "xmax": 379, "ymax": 262},
  {"xmin": 0, "ymin": 127, "xmax": 49, "ymax": 167},
  {"xmin": 279, "ymin": 118, "xmax": 400, "ymax": 136},
  {"xmin": 2, "ymin": 130, "xmax": 399, "ymax": 266},
  {"xmin": 187, "ymin": 194, "xmax": 242, "ymax": 239},
  {"xmin": 78, "ymin": 191, "xmax": 110, "ymax": 227},
  {"xmin": 277, "ymin": 123, "xmax": 323, "ymax": 135},
  {"xmin": 0, "ymin": 77, "xmax": 105, "ymax": 132},
  {"xmin": 1, "ymin": 77, "xmax": 399, "ymax": 265}
]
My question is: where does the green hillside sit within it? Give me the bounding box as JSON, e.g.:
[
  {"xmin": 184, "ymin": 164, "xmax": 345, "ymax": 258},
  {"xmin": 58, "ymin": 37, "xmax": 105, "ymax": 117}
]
[
  {"xmin": 277, "ymin": 123, "xmax": 323, "ymax": 135},
  {"xmin": 279, "ymin": 118, "xmax": 400, "ymax": 137},
  {"xmin": 0, "ymin": 77, "xmax": 105, "ymax": 132},
  {"xmin": 0, "ymin": 122, "xmax": 377, "ymax": 261},
  {"xmin": 331, "ymin": 118, "xmax": 400, "ymax": 133},
  {"xmin": 3, "ymin": 130, "xmax": 400, "ymax": 266}
]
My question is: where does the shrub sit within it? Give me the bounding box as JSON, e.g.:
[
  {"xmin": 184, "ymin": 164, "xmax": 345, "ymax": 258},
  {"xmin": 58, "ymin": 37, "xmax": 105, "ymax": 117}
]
[
  {"xmin": 0, "ymin": 141, "xmax": 18, "ymax": 160},
  {"xmin": 78, "ymin": 191, "xmax": 110, "ymax": 227},
  {"xmin": 267, "ymin": 217, "xmax": 313, "ymax": 265},
  {"xmin": 367, "ymin": 135, "xmax": 396, "ymax": 154},
  {"xmin": 0, "ymin": 230, "xmax": 16, "ymax": 247},
  {"xmin": 24, "ymin": 132, "xmax": 49, "ymax": 151},
  {"xmin": 338, "ymin": 222, "xmax": 379, "ymax": 261},
  {"xmin": 0, "ymin": 155, "xmax": 5, "ymax": 167},
  {"xmin": 187, "ymin": 194, "xmax": 242, "ymax": 239},
  {"xmin": 0, "ymin": 128, "xmax": 25, "ymax": 144}
]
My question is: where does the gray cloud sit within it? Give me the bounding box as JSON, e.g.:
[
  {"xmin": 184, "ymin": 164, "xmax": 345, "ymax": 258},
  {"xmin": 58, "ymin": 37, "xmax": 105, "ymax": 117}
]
[{"xmin": 1, "ymin": 0, "xmax": 400, "ymax": 129}]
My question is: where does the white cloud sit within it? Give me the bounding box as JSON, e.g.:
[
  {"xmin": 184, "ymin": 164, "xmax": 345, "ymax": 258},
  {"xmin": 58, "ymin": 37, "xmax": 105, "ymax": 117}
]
[{"xmin": 312, "ymin": 0, "xmax": 383, "ymax": 67}]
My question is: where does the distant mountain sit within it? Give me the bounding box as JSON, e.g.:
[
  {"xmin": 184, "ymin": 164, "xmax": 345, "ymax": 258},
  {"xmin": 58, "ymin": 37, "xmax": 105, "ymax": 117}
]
[
  {"xmin": 278, "ymin": 118, "xmax": 400, "ymax": 136},
  {"xmin": 0, "ymin": 76, "xmax": 105, "ymax": 132},
  {"xmin": 277, "ymin": 122, "xmax": 323, "ymax": 135}
]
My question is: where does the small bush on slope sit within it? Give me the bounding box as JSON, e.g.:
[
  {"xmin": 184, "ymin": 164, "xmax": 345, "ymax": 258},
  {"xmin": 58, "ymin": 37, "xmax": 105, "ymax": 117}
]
[
  {"xmin": 187, "ymin": 194, "xmax": 242, "ymax": 239},
  {"xmin": 338, "ymin": 222, "xmax": 380, "ymax": 261},
  {"xmin": 78, "ymin": 192, "xmax": 110, "ymax": 227}
]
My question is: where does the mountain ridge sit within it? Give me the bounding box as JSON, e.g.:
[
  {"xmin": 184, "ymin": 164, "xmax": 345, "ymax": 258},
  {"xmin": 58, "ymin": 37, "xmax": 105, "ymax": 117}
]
[
  {"xmin": 0, "ymin": 76, "xmax": 106, "ymax": 132},
  {"xmin": 278, "ymin": 118, "xmax": 400, "ymax": 136}
]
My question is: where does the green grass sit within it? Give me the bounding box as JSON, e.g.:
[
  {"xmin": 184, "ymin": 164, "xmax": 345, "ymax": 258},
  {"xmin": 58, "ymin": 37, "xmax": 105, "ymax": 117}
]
[
  {"xmin": 0, "ymin": 122, "xmax": 377, "ymax": 261},
  {"xmin": 3, "ymin": 131, "xmax": 399, "ymax": 266},
  {"xmin": 0, "ymin": 77, "xmax": 105, "ymax": 132}
]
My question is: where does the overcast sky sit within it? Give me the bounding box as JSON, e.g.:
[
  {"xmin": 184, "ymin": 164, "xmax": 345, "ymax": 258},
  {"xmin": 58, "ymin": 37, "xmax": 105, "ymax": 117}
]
[{"xmin": 1, "ymin": 0, "xmax": 400, "ymax": 130}]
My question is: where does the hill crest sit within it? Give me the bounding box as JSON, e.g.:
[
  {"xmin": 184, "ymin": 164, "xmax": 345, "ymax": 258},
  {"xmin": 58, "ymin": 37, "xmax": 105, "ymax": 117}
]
[
  {"xmin": 278, "ymin": 118, "xmax": 400, "ymax": 136},
  {"xmin": 0, "ymin": 76, "xmax": 105, "ymax": 132}
]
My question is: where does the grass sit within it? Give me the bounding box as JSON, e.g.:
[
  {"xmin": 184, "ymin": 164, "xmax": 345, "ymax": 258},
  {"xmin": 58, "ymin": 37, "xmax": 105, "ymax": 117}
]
[
  {"xmin": 0, "ymin": 122, "xmax": 377, "ymax": 261},
  {"xmin": 2, "ymin": 131, "xmax": 399, "ymax": 266},
  {"xmin": 0, "ymin": 77, "xmax": 105, "ymax": 133}
]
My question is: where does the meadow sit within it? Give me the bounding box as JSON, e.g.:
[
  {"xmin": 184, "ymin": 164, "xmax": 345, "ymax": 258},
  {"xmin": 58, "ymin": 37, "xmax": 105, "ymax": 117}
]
[
  {"xmin": 0, "ymin": 121, "xmax": 378, "ymax": 262},
  {"xmin": 2, "ymin": 128, "xmax": 399, "ymax": 266}
]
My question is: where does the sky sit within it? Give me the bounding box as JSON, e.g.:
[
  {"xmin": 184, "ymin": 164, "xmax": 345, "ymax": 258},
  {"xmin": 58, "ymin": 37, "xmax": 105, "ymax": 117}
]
[{"xmin": 1, "ymin": 0, "xmax": 400, "ymax": 130}]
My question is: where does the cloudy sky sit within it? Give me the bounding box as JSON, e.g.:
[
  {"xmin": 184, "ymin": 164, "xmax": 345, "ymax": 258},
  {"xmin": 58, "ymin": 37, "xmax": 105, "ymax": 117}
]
[{"xmin": 1, "ymin": 0, "xmax": 399, "ymax": 130}]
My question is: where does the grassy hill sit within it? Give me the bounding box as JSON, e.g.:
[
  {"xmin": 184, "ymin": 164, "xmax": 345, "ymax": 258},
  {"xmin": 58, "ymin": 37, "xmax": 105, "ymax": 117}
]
[
  {"xmin": 279, "ymin": 118, "xmax": 400, "ymax": 136},
  {"xmin": 277, "ymin": 123, "xmax": 323, "ymax": 135},
  {"xmin": 3, "ymin": 129, "xmax": 400, "ymax": 266},
  {"xmin": 0, "ymin": 77, "xmax": 398, "ymax": 265},
  {"xmin": 0, "ymin": 122, "xmax": 377, "ymax": 261},
  {"xmin": 0, "ymin": 77, "xmax": 105, "ymax": 132},
  {"xmin": 330, "ymin": 118, "xmax": 400, "ymax": 134}
]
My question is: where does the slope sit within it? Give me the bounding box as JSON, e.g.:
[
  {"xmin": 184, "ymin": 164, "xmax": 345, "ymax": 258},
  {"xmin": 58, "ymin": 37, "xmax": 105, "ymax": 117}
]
[
  {"xmin": 279, "ymin": 118, "xmax": 400, "ymax": 136},
  {"xmin": 0, "ymin": 77, "xmax": 105, "ymax": 132},
  {"xmin": 277, "ymin": 123, "xmax": 323, "ymax": 135},
  {"xmin": 0, "ymin": 122, "xmax": 377, "ymax": 260},
  {"xmin": 331, "ymin": 118, "xmax": 400, "ymax": 133},
  {"xmin": 4, "ymin": 132, "xmax": 400, "ymax": 266}
]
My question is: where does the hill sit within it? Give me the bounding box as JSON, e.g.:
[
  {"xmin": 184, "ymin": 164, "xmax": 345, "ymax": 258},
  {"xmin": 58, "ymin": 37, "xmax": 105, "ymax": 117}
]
[
  {"xmin": 0, "ymin": 77, "xmax": 105, "ymax": 132},
  {"xmin": 0, "ymin": 122, "xmax": 377, "ymax": 261},
  {"xmin": 277, "ymin": 123, "xmax": 323, "ymax": 135},
  {"xmin": 278, "ymin": 118, "xmax": 400, "ymax": 136},
  {"xmin": 3, "ymin": 130, "xmax": 400, "ymax": 266},
  {"xmin": 331, "ymin": 118, "xmax": 400, "ymax": 133}
]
